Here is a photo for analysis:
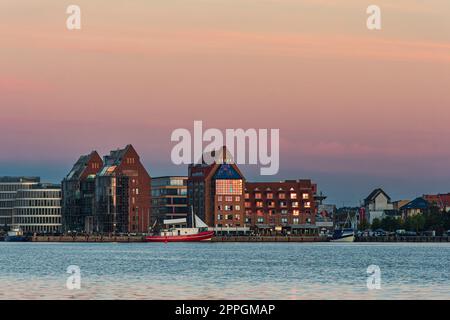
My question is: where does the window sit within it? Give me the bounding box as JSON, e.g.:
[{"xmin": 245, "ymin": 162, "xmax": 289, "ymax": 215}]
[
  {"xmin": 266, "ymin": 193, "xmax": 273, "ymax": 199},
  {"xmin": 293, "ymin": 209, "xmax": 300, "ymax": 216},
  {"xmin": 305, "ymin": 202, "xmax": 311, "ymax": 208},
  {"xmin": 216, "ymin": 179, "xmax": 243, "ymax": 195},
  {"xmin": 293, "ymin": 218, "xmax": 299, "ymax": 224},
  {"xmin": 225, "ymin": 196, "xmax": 233, "ymax": 202},
  {"xmin": 281, "ymin": 218, "xmax": 288, "ymax": 224},
  {"xmin": 279, "ymin": 201, "xmax": 287, "ymax": 207},
  {"xmin": 235, "ymin": 196, "xmax": 240, "ymax": 202},
  {"xmin": 235, "ymin": 205, "xmax": 240, "ymax": 211},
  {"xmin": 256, "ymin": 201, "xmax": 263, "ymax": 207},
  {"xmin": 245, "ymin": 202, "xmax": 251, "ymax": 208},
  {"xmin": 281, "ymin": 209, "xmax": 288, "ymax": 215},
  {"xmin": 224, "ymin": 205, "xmax": 233, "ymax": 211},
  {"xmin": 255, "ymin": 193, "xmax": 262, "ymax": 199},
  {"xmin": 245, "ymin": 193, "xmax": 249, "ymax": 199},
  {"xmin": 290, "ymin": 193, "xmax": 297, "ymax": 199},
  {"xmin": 235, "ymin": 214, "xmax": 240, "ymax": 220},
  {"xmin": 257, "ymin": 217, "xmax": 264, "ymax": 223},
  {"xmin": 302, "ymin": 193, "xmax": 309, "ymax": 200},
  {"xmin": 279, "ymin": 193, "xmax": 286, "ymax": 199},
  {"xmin": 292, "ymin": 201, "xmax": 299, "ymax": 208},
  {"xmin": 218, "ymin": 196, "xmax": 222, "ymax": 202}
]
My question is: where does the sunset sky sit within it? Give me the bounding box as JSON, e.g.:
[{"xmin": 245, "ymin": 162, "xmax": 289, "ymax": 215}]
[{"xmin": 1, "ymin": 0, "xmax": 449, "ymax": 205}]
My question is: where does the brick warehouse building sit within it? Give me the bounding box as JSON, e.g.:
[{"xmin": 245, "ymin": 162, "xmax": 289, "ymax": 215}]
[
  {"xmin": 245, "ymin": 180, "xmax": 317, "ymax": 235},
  {"xmin": 62, "ymin": 151, "xmax": 103, "ymax": 233},
  {"xmin": 62, "ymin": 145, "xmax": 151, "ymax": 234},
  {"xmin": 188, "ymin": 147, "xmax": 245, "ymax": 228},
  {"xmin": 188, "ymin": 146, "xmax": 319, "ymax": 234}
]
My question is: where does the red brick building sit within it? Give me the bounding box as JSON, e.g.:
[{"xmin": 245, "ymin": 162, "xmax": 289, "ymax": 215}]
[
  {"xmin": 245, "ymin": 180, "xmax": 317, "ymax": 234},
  {"xmin": 188, "ymin": 147, "xmax": 245, "ymax": 227},
  {"xmin": 95, "ymin": 145, "xmax": 151, "ymax": 233},
  {"xmin": 188, "ymin": 146, "xmax": 319, "ymax": 234},
  {"xmin": 423, "ymin": 193, "xmax": 450, "ymax": 212}
]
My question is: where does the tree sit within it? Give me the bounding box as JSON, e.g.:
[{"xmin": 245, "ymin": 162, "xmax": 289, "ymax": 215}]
[{"xmin": 371, "ymin": 218, "xmax": 381, "ymax": 230}]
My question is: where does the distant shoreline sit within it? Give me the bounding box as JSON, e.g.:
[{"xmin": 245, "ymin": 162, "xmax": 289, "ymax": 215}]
[{"xmin": 1, "ymin": 235, "xmax": 449, "ymax": 243}]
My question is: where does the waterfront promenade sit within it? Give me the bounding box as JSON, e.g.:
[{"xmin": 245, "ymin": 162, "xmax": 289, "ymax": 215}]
[{"xmin": 20, "ymin": 235, "xmax": 450, "ymax": 243}]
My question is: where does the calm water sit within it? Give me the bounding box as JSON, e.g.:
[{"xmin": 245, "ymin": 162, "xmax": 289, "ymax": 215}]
[{"xmin": 0, "ymin": 242, "xmax": 449, "ymax": 300}]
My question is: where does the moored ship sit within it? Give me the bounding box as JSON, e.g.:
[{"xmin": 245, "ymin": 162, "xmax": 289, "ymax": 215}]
[
  {"xmin": 145, "ymin": 209, "xmax": 214, "ymax": 242},
  {"xmin": 4, "ymin": 227, "xmax": 28, "ymax": 242}
]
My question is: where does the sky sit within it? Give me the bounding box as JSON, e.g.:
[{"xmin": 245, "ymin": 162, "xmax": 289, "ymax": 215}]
[{"xmin": 1, "ymin": 0, "xmax": 449, "ymax": 205}]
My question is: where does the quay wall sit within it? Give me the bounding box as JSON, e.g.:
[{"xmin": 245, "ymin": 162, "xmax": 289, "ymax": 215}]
[
  {"xmin": 20, "ymin": 235, "xmax": 450, "ymax": 243},
  {"xmin": 356, "ymin": 236, "xmax": 450, "ymax": 242}
]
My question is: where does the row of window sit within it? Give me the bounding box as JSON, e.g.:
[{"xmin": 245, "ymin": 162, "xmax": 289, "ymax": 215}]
[
  {"xmin": 217, "ymin": 205, "xmax": 241, "ymax": 211},
  {"xmin": 246, "ymin": 201, "xmax": 311, "ymax": 208},
  {"xmin": 246, "ymin": 192, "xmax": 310, "ymax": 200},
  {"xmin": 14, "ymin": 199, "xmax": 61, "ymax": 207},
  {"xmin": 249, "ymin": 217, "xmax": 312, "ymax": 224},
  {"xmin": 217, "ymin": 214, "xmax": 240, "ymax": 221},
  {"xmin": 14, "ymin": 208, "xmax": 61, "ymax": 215},
  {"xmin": 13, "ymin": 216, "xmax": 61, "ymax": 224},
  {"xmin": 245, "ymin": 209, "xmax": 312, "ymax": 215}
]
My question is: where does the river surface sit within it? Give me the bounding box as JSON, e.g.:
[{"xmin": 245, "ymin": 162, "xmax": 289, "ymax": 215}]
[{"xmin": 0, "ymin": 242, "xmax": 449, "ymax": 299}]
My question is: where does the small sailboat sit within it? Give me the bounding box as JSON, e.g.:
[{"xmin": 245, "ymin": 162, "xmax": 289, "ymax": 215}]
[{"xmin": 145, "ymin": 207, "xmax": 214, "ymax": 242}]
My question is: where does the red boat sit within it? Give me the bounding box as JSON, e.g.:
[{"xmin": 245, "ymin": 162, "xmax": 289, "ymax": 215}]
[
  {"xmin": 145, "ymin": 209, "xmax": 214, "ymax": 242},
  {"xmin": 145, "ymin": 230, "xmax": 214, "ymax": 242}
]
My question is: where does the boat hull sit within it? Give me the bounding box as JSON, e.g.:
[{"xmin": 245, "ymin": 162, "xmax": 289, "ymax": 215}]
[
  {"xmin": 145, "ymin": 231, "xmax": 214, "ymax": 242},
  {"xmin": 4, "ymin": 236, "xmax": 28, "ymax": 242},
  {"xmin": 330, "ymin": 234, "xmax": 355, "ymax": 242}
]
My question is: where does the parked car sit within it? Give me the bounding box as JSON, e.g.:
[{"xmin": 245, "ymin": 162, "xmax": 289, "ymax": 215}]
[
  {"xmin": 446, "ymin": 230, "xmax": 450, "ymax": 236},
  {"xmin": 374, "ymin": 229, "xmax": 387, "ymax": 236},
  {"xmin": 405, "ymin": 231, "xmax": 417, "ymax": 236},
  {"xmin": 396, "ymin": 229, "xmax": 406, "ymax": 235}
]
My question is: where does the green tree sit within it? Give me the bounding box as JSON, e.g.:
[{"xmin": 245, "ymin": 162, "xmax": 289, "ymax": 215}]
[
  {"xmin": 371, "ymin": 218, "xmax": 381, "ymax": 230},
  {"xmin": 380, "ymin": 216, "xmax": 402, "ymax": 232}
]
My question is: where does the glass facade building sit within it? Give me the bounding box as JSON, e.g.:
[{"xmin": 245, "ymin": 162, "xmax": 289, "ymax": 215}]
[
  {"xmin": 151, "ymin": 176, "xmax": 188, "ymax": 224},
  {"xmin": 0, "ymin": 177, "xmax": 62, "ymax": 233}
]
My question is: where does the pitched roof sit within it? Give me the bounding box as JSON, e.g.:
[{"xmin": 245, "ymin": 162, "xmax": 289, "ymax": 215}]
[
  {"xmin": 364, "ymin": 188, "xmax": 391, "ymax": 204},
  {"xmin": 400, "ymin": 197, "xmax": 429, "ymax": 210},
  {"xmin": 65, "ymin": 151, "xmax": 99, "ymax": 180}
]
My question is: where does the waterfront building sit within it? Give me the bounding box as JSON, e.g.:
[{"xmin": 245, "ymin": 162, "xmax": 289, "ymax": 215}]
[
  {"xmin": 188, "ymin": 146, "xmax": 321, "ymax": 235},
  {"xmin": 363, "ymin": 188, "xmax": 394, "ymax": 224},
  {"xmin": 0, "ymin": 177, "xmax": 62, "ymax": 234},
  {"xmin": 62, "ymin": 151, "xmax": 103, "ymax": 233},
  {"xmin": 151, "ymin": 176, "xmax": 188, "ymax": 225},
  {"xmin": 13, "ymin": 183, "xmax": 62, "ymax": 233},
  {"xmin": 0, "ymin": 177, "xmax": 40, "ymax": 230},
  {"xmin": 423, "ymin": 193, "xmax": 450, "ymax": 212},
  {"xmin": 188, "ymin": 147, "xmax": 246, "ymax": 228},
  {"xmin": 95, "ymin": 145, "xmax": 151, "ymax": 234},
  {"xmin": 245, "ymin": 180, "xmax": 318, "ymax": 235},
  {"xmin": 400, "ymin": 197, "xmax": 430, "ymax": 219}
]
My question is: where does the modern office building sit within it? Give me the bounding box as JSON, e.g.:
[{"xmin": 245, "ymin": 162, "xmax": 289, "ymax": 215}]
[
  {"xmin": 62, "ymin": 151, "xmax": 103, "ymax": 233},
  {"xmin": 13, "ymin": 183, "xmax": 62, "ymax": 233},
  {"xmin": 188, "ymin": 147, "xmax": 246, "ymax": 228},
  {"xmin": 95, "ymin": 145, "xmax": 151, "ymax": 234},
  {"xmin": 0, "ymin": 177, "xmax": 40, "ymax": 230},
  {"xmin": 0, "ymin": 177, "xmax": 62, "ymax": 234},
  {"xmin": 151, "ymin": 176, "xmax": 188, "ymax": 225},
  {"xmin": 245, "ymin": 180, "xmax": 318, "ymax": 235}
]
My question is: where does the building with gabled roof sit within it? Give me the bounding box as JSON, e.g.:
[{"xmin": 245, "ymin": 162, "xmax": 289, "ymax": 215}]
[
  {"xmin": 188, "ymin": 146, "xmax": 245, "ymax": 227},
  {"xmin": 363, "ymin": 188, "xmax": 393, "ymax": 224},
  {"xmin": 62, "ymin": 151, "xmax": 103, "ymax": 233},
  {"xmin": 95, "ymin": 145, "xmax": 151, "ymax": 234}
]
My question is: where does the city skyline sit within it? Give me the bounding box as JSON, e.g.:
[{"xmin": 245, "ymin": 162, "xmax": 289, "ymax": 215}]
[{"xmin": 1, "ymin": 0, "xmax": 450, "ymax": 205}]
